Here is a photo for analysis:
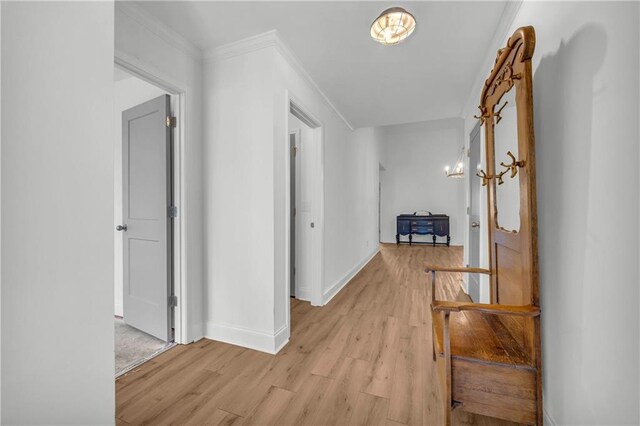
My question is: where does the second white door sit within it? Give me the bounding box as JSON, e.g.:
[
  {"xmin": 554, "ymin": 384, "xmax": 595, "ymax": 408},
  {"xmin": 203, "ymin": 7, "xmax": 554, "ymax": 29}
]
[{"xmin": 292, "ymin": 128, "xmax": 313, "ymax": 301}]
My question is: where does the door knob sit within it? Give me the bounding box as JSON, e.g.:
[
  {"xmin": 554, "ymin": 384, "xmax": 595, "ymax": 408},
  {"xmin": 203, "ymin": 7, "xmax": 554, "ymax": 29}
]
[
  {"xmin": 116, "ymin": 224, "xmax": 128, "ymax": 231},
  {"xmin": 471, "ymin": 222, "xmax": 480, "ymax": 228}
]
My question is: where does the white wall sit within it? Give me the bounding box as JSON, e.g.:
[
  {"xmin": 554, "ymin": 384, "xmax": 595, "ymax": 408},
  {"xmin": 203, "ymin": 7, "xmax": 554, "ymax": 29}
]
[
  {"xmin": 114, "ymin": 75, "xmax": 167, "ymax": 317},
  {"xmin": 204, "ymin": 46, "xmax": 278, "ymax": 351},
  {"xmin": 379, "ymin": 118, "xmax": 466, "ymax": 246},
  {"xmin": 461, "ymin": 2, "xmax": 639, "ymax": 424},
  {"xmin": 273, "ymin": 43, "xmax": 383, "ymax": 314},
  {"xmin": 1, "ymin": 2, "xmax": 115, "ymax": 424},
  {"xmin": 203, "ymin": 33, "xmax": 382, "ymax": 353},
  {"xmin": 115, "ymin": 3, "xmax": 205, "ymax": 342}
]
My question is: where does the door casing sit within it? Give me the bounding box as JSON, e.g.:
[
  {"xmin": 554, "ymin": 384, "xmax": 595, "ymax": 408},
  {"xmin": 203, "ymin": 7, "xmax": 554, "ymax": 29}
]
[
  {"xmin": 122, "ymin": 94, "xmax": 173, "ymax": 341},
  {"xmin": 285, "ymin": 93, "xmax": 324, "ymax": 344},
  {"xmin": 114, "ymin": 55, "xmax": 189, "ymax": 345},
  {"xmin": 467, "ymin": 122, "xmax": 482, "ymax": 302}
]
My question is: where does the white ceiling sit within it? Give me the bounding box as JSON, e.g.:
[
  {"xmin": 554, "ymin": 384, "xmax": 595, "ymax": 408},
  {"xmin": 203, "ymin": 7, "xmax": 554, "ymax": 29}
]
[{"xmin": 133, "ymin": 1, "xmax": 508, "ymax": 128}]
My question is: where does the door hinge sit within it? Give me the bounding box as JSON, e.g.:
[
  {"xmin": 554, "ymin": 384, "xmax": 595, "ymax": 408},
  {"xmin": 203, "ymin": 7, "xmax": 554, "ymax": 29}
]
[
  {"xmin": 292, "ymin": 145, "xmax": 298, "ymax": 156},
  {"xmin": 169, "ymin": 205, "xmax": 178, "ymax": 218},
  {"xmin": 169, "ymin": 295, "xmax": 178, "ymax": 307},
  {"xmin": 166, "ymin": 116, "xmax": 177, "ymax": 128}
]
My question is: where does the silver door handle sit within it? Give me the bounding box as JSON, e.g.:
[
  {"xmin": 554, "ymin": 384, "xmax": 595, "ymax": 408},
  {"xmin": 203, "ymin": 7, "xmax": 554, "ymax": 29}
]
[
  {"xmin": 471, "ymin": 222, "xmax": 480, "ymax": 228},
  {"xmin": 116, "ymin": 225, "xmax": 128, "ymax": 231}
]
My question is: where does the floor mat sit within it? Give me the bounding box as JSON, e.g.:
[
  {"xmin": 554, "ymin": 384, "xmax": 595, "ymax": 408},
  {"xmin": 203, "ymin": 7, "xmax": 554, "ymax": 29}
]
[{"xmin": 115, "ymin": 318, "xmax": 169, "ymax": 376}]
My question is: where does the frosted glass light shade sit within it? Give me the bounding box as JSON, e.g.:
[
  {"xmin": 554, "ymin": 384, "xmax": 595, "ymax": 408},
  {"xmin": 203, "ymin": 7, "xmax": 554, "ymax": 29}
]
[{"xmin": 370, "ymin": 7, "xmax": 416, "ymax": 45}]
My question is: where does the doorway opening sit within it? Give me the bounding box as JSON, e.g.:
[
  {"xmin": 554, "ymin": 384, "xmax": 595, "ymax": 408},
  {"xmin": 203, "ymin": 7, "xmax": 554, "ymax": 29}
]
[
  {"xmin": 466, "ymin": 121, "xmax": 482, "ymax": 302},
  {"xmin": 287, "ymin": 98, "xmax": 323, "ymax": 332},
  {"xmin": 113, "ymin": 65, "xmax": 180, "ymax": 376}
]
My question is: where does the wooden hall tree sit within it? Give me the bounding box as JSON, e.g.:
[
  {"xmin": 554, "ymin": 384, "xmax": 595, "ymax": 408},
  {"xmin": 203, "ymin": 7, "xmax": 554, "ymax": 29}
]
[{"xmin": 427, "ymin": 26, "xmax": 543, "ymax": 425}]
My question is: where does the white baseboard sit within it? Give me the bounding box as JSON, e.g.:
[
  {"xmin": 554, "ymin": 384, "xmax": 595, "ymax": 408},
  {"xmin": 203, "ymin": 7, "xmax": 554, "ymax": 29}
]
[
  {"xmin": 188, "ymin": 322, "xmax": 205, "ymax": 344},
  {"xmin": 322, "ymin": 247, "xmax": 380, "ymax": 305},
  {"xmin": 114, "ymin": 302, "xmax": 123, "ymax": 318},
  {"xmin": 543, "ymin": 407, "xmax": 556, "ymax": 425},
  {"xmin": 294, "ymin": 287, "xmax": 311, "ymax": 302},
  {"xmin": 273, "ymin": 324, "xmax": 289, "ymax": 353},
  {"xmin": 205, "ymin": 321, "xmax": 289, "ymax": 354}
]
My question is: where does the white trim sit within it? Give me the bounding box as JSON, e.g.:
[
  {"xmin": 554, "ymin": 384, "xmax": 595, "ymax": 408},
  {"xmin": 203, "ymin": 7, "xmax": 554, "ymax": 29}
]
[
  {"xmin": 273, "ymin": 324, "xmax": 290, "ymax": 354},
  {"xmin": 285, "ymin": 94, "xmax": 325, "ymax": 317},
  {"xmin": 460, "ymin": 0, "xmax": 523, "ymax": 119},
  {"xmin": 543, "ymin": 407, "xmax": 556, "ymax": 426},
  {"xmin": 114, "ymin": 53, "xmax": 190, "ymax": 345},
  {"xmin": 205, "ymin": 30, "xmax": 354, "ymax": 131},
  {"xmin": 190, "ymin": 322, "xmax": 204, "ymax": 342},
  {"xmin": 273, "ymin": 34, "xmax": 354, "ymax": 131},
  {"xmin": 205, "ymin": 322, "xmax": 289, "ymax": 355},
  {"xmin": 322, "ymin": 248, "xmax": 380, "ymax": 305},
  {"xmin": 115, "ymin": 2, "xmax": 202, "ymax": 62},
  {"xmin": 294, "ymin": 287, "xmax": 312, "ymax": 302},
  {"xmin": 204, "ymin": 30, "xmax": 279, "ymax": 63}
]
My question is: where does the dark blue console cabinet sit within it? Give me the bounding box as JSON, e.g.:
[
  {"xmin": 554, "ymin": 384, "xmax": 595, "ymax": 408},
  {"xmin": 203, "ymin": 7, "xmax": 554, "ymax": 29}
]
[{"xmin": 396, "ymin": 214, "xmax": 450, "ymax": 246}]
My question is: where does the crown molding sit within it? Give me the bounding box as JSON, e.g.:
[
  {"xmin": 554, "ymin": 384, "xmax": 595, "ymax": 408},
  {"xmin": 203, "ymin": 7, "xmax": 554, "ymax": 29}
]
[
  {"xmin": 204, "ymin": 30, "xmax": 279, "ymax": 63},
  {"xmin": 273, "ymin": 33, "xmax": 355, "ymax": 131},
  {"xmin": 460, "ymin": 0, "xmax": 523, "ymax": 119},
  {"xmin": 116, "ymin": 2, "xmax": 203, "ymax": 63},
  {"xmin": 205, "ymin": 30, "xmax": 354, "ymax": 131}
]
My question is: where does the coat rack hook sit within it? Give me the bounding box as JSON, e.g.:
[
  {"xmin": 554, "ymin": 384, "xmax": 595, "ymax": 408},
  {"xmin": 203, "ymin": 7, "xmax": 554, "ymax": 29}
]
[
  {"xmin": 499, "ymin": 151, "xmax": 526, "ymax": 178},
  {"xmin": 473, "ymin": 105, "xmax": 490, "ymax": 125},
  {"xmin": 494, "ymin": 101, "xmax": 508, "ymax": 124}
]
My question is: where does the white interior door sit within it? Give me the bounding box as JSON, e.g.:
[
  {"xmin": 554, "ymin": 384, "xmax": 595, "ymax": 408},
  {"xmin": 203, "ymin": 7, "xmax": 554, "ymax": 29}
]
[
  {"xmin": 290, "ymin": 131, "xmax": 297, "ymax": 298},
  {"xmin": 293, "ymin": 128, "xmax": 313, "ymax": 301},
  {"xmin": 120, "ymin": 94, "xmax": 172, "ymax": 342},
  {"xmin": 468, "ymin": 122, "xmax": 482, "ymax": 302}
]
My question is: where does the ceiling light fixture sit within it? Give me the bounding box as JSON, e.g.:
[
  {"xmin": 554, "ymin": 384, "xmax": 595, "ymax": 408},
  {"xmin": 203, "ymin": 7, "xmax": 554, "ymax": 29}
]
[{"xmin": 370, "ymin": 7, "xmax": 417, "ymax": 46}]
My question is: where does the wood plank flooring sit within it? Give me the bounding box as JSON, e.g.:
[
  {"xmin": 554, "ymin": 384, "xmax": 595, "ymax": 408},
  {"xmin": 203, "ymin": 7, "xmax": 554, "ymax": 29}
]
[{"xmin": 116, "ymin": 244, "xmax": 519, "ymax": 426}]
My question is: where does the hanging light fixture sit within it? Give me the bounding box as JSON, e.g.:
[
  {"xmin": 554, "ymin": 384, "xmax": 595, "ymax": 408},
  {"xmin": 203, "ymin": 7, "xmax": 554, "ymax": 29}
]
[
  {"xmin": 370, "ymin": 7, "xmax": 417, "ymax": 46},
  {"xmin": 444, "ymin": 147, "xmax": 466, "ymax": 178}
]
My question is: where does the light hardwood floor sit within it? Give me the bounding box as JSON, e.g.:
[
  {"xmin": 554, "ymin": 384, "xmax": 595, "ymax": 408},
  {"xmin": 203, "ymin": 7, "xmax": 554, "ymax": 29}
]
[{"xmin": 116, "ymin": 244, "xmax": 518, "ymax": 426}]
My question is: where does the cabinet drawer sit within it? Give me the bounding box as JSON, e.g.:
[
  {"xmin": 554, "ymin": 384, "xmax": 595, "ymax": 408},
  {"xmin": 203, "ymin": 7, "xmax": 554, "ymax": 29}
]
[{"xmin": 413, "ymin": 226, "xmax": 434, "ymax": 234}]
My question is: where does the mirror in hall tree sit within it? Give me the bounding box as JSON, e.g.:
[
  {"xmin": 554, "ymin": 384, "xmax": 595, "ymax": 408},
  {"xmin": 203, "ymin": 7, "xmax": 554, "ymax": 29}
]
[{"xmin": 492, "ymin": 87, "xmax": 521, "ymax": 232}]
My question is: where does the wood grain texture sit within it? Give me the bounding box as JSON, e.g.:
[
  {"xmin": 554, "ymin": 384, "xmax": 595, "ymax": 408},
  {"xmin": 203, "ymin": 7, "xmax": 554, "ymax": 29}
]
[
  {"xmin": 430, "ymin": 25, "xmax": 541, "ymax": 425},
  {"xmin": 432, "ymin": 301, "xmax": 540, "ymax": 317},
  {"xmin": 116, "ymin": 244, "xmax": 518, "ymax": 425}
]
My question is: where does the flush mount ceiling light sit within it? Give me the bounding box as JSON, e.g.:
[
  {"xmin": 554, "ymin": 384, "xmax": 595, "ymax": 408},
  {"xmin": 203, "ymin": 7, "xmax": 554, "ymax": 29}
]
[{"xmin": 370, "ymin": 7, "xmax": 417, "ymax": 46}]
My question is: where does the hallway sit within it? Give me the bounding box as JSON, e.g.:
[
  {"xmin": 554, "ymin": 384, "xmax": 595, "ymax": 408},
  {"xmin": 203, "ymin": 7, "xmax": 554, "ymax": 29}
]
[{"xmin": 116, "ymin": 244, "xmax": 516, "ymax": 425}]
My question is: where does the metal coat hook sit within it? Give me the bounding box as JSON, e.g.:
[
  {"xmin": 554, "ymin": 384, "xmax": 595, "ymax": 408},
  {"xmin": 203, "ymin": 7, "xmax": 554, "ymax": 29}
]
[
  {"xmin": 473, "ymin": 105, "xmax": 490, "ymax": 125},
  {"xmin": 494, "ymin": 101, "xmax": 509, "ymax": 124},
  {"xmin": 476, "ymin": 169, "xmax": 491, "ymax": 186},
  {"xmin": 499, "ymin": 151, "xmax": 526, "ymax": 179}
]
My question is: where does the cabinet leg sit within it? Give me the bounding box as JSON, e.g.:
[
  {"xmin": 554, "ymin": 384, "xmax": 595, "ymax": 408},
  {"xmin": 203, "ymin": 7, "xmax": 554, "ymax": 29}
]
[
  {"xmin": 409, "ymin": 234, "xmax": 412, "ymax": 246},
  {"xmin": 432, "ymin": 234, "xmax": 436, "ymax": 246},
  {"xmin": 447, "ymin": 235, "xmax": 451, "ymax": 247}
]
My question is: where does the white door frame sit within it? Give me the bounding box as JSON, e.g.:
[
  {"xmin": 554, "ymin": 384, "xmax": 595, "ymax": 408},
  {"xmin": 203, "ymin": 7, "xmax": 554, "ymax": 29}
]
[
  {"xmin": 114, "ymin": 53, "xmax": 189, "ymax": 345},
  {"xmin": 285, "ymin": 92, "xmax": 324, "ymax": 336}
]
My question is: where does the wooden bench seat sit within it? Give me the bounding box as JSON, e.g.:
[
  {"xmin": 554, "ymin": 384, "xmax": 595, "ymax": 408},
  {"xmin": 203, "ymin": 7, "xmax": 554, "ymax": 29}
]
[
  {"xmin": 431, "ymin": 309, "xmax": 534, "ymax": 368},
  {"xmin": 431, "ymin": 304, "xmax": 539, "ymax": 425}
]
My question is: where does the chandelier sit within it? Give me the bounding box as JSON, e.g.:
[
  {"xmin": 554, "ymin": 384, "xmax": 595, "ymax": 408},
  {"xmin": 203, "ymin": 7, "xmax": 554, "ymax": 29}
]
[{"xmin": 444, "ymin": 147, "xmax": 466, "ymax": 178}]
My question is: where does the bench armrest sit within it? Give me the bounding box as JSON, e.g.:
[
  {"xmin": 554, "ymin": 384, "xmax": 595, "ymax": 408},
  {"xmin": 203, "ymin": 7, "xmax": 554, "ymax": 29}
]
[
  {"xmin": 425, "ymin": 265, "xmax": 491, "ymax": 274},
  {"xmin": 432, "ymin": 300, "xmax": 540, "ymax": 317}
]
